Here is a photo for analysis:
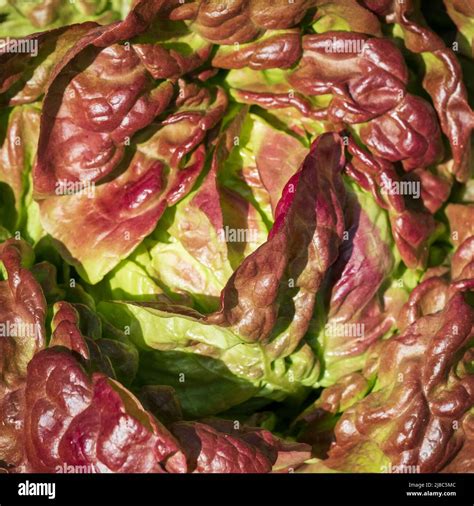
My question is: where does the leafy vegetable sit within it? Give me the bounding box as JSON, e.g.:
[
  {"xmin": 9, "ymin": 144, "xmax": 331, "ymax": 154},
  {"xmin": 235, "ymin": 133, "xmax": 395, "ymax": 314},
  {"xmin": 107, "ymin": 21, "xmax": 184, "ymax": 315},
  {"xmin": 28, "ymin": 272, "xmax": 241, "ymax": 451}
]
[{"xmin": 0, "ymin": 0, "xmax": 473, "ymax": 475}]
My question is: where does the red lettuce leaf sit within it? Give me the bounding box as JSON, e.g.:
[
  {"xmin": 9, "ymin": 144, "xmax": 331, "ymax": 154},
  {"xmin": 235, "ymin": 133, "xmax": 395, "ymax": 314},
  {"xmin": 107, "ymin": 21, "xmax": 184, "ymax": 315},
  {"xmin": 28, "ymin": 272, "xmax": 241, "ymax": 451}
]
[
  {"xmin": 171, "ymin": 418, "xmax": 310, "ymax": 473},
  {"xmin": 325, "ymin": 288, "xmax": 474, "ymax": 472},
  {"xmin": 212, "ymin": 30, "xmax": 302, "ymax": 70},
  {"xmin": 346, "ymin": 137, "xmax": 437, "ymax": 269},
  {"xmin": 0, "ymin": 240, "xmax": 46, "ymax": 389},
  {"xmin": 318, "ymin": 186, "xmax": 405, "ymax": 385},
  {"xmin": 371, "ymin": 0, "xmax": 474, "ymax": 182},
  {"xmin": 35, "ymin": 78, "xmax": 226, "ymax": 283},
  {"xmin": 169, "ymin": 0, "xmax": 315, "ymax": 44},
  {"xmin": 24, "ymin": 347, "xmax": 188, "ymax": 473},
  {"xmin": 207, "ymin": 132, "xmax": 345, "ymax": 356},
  {"xmin": 0, "ymin": 25, "xmax": 96, "ymax": 106},
  {"xmin": 0, "ymin": 240, "xmax": 46, "ymax": 469}
]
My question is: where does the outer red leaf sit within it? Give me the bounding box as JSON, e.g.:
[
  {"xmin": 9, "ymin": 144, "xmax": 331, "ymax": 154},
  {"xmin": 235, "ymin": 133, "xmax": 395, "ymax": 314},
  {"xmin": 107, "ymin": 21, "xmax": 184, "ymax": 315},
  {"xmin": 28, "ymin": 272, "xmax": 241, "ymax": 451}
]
[
  {"xmin": 24, "ymin": 348, "xmax": 187, "ymax": 473},
  {"xmin": 171, "ymin": 418, "xmax": 310, "ymax": 473}
]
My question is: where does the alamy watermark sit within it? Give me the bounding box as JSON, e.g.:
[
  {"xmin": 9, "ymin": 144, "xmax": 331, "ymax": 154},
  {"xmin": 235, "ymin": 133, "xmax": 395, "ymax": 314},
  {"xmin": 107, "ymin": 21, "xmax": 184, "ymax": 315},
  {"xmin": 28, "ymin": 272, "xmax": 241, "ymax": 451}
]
[
  {"xmin": 380, "ymin": 179, "xmax": 420, "ymax": 199},
  {"xmin": 55, "ymin": 463, "xmax": 95, "ymax": 473},
  {"xmin": 0, "ymin": 321, "xmax": 41, "ymax": 338},
  {"xmin": 217, "ymin": 226, "xmax": 259, "ymax": 243},
  {"xmin": 382, "ymin": 463, "xmax": 420, "ymax": 474},
  {"xmin": 55, "ymin": 179, "xmax": 95, "ymax": 198},
  {"xmin": 325, "ymin": 322, "xmax": 365, "ymax": 337},
  {"xmin": 0, "ymin": 37, "xmax": 38, "ymax": 57},
  {"xmin": 18, "ymin": 481, "xmax": 55, "ymax": 500},
  {"xmin": 325, "ymin": 37, "xmax": 366, "ymax": 54}
]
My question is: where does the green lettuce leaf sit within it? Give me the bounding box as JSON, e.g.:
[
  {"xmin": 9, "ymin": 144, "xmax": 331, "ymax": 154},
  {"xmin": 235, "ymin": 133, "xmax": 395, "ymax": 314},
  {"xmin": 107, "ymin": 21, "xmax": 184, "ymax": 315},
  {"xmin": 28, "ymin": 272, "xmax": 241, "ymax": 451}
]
[{"xmin": 98, "ymin": 300, "xmax": 319, "ymax": 417}]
